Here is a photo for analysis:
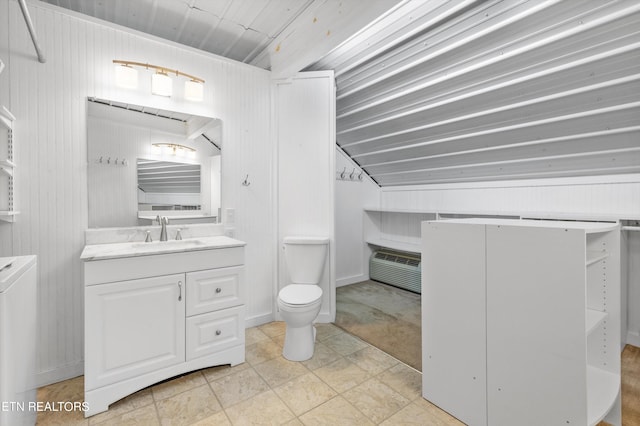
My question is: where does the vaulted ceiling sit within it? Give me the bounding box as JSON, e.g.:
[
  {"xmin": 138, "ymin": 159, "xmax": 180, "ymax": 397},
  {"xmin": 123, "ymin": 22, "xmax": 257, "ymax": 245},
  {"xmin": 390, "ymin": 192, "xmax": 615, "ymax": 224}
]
[{"xmin": 38, "ymin": 0, "xmax": 640, "ymax": 186}]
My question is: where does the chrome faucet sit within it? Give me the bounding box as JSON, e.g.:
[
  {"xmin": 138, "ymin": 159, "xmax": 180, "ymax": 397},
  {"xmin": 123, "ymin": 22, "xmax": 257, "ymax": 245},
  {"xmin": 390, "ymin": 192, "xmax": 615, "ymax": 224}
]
[{"xmin": 160, "ymin": 216, "xmax": 169, "ymax": 241}]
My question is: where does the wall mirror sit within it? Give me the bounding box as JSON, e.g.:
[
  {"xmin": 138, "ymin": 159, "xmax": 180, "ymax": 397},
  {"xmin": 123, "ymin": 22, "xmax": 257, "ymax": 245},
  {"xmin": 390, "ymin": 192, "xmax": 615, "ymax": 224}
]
[{"xmin": 87, "ymin": 97, "xmax": 221, "ymax": 228}]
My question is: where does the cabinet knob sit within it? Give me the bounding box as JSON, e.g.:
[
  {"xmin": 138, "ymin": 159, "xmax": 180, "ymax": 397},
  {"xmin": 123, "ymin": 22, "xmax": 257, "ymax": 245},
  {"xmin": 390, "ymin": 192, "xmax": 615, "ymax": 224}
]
[
  {"xmin": 216, "ymin": 330, "xmax": 222, "ymax": 336},
  {"xmin": 216, "ymin": 287, "xmax": 222, "ymax": 293}
]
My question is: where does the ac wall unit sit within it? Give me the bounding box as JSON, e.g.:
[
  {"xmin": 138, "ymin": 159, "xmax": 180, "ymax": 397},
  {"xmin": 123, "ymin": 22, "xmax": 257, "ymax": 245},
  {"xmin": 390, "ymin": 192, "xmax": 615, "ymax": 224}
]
[{"xmin": 369, "ymin": 249, "xmax": 421, "ymax": 294}]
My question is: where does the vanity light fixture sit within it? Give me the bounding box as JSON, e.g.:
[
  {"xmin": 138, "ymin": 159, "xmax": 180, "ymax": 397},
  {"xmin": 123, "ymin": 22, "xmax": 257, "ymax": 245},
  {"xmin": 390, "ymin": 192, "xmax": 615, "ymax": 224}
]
[
  {"xmin": 114, "ymin": 63, "xmax": 138, "ymax": 89},
  {"xmin": 113, "ymin": 60, "xmax": 205, "ymax": 101},
  {"xmin": 151, "ymin": 71, "xmax": 172, "ymax": 97},
  {"xmin": 152, "ymin": 143, "xmax": 196, "ymax": 158}
]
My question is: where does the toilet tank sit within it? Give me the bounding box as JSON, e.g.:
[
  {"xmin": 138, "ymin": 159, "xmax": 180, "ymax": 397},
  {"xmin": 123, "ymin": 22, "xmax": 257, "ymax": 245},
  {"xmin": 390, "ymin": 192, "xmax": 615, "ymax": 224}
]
[{"xmin": 283, "ymin": 236, "xmax": 329, "ymax": 284}]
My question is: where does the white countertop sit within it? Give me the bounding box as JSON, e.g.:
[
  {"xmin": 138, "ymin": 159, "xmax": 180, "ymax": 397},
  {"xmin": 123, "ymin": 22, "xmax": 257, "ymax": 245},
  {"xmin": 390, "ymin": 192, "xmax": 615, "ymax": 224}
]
[
  {"xmin": 81, "ymin": 236, "xmax": 246, "ymax": 261},
  {"xmin": 0, "ymin": 255, "xmax": 37, "ymax": 293}
]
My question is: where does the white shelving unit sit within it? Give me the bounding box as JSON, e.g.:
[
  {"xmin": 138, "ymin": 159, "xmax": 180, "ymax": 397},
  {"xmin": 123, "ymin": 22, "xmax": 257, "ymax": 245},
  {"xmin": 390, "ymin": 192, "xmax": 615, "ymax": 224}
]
[
  {"xmin": 421, "ymin": 218, "xmax": 621, "ymax": 426},
  {"xmin": 0, "ymin": 105, "xmax": 18, "ymax": 222}
]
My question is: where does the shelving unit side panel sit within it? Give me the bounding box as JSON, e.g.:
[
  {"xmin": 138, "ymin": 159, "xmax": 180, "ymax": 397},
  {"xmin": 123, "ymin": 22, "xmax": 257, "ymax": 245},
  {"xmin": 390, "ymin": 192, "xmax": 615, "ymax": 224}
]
[
  {"xmin": 421, "ymin": 221, "xmax": 487, "ymax": 426},
  {"xmin": 486, "ymin": 225, "xmax": 587, "ymax": 426}
]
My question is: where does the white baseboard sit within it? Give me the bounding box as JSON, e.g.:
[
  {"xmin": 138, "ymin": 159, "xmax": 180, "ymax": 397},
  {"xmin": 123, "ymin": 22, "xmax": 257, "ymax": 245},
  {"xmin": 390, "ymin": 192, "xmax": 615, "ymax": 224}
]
[
  {"xmin": 245, "ymin": 312, "xmax": 275, "ymax": 328},
  {"xmin": 336, "ymin": 274, "xmax": 368, "ymax": 288},
  {"xmin": 627, "ymin": 330, "xmax": 640, "ymax": 348},
  {"xmin": 36, "ymin": 361, "xmax": 84, "ymax": 388}
]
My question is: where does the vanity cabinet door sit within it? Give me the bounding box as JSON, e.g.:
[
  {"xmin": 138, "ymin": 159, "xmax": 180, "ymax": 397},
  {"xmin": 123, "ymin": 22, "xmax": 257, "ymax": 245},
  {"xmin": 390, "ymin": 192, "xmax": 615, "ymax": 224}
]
[
  {"xmin": 85, "ymin": 274, "xmax": 186, "ymax": 390},
  {"xmin": 186, "ymin": 266, "xmax": 244, "ymax": 316}
]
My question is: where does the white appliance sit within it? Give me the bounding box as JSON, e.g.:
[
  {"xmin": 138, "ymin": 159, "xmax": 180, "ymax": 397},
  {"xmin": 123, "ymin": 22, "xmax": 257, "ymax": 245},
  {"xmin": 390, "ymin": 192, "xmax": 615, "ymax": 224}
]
[{"xmin": 0, "ymin": 255, "xmax": 37, "ymax": 426}]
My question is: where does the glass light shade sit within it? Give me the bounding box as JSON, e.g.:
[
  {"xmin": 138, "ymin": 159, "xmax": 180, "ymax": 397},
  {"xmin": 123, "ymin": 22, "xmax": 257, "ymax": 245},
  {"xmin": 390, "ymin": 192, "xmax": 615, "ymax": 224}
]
[
  {"xmin": 151, "ymin": 72, "xmax": 172, "ymax": 97},
  {"xmin": 184, "ymin": 80, "xmax": 204, "ymax": 102},
  {"xmin": 114, "ymin": 64, "xmax": 138, "ymax": 89}
]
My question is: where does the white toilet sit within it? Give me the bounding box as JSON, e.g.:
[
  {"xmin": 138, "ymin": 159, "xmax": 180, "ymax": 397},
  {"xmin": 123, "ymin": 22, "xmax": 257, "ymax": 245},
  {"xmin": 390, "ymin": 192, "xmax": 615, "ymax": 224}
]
[{"xmin": 278, "ymin": 236, "xmax": 329, "ymax": 361}]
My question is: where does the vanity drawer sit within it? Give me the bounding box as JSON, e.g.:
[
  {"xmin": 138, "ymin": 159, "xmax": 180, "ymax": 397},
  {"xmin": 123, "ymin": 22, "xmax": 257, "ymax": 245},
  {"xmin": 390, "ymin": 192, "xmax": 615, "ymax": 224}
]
[
  {"xmin": 186, "ymin": 305, "xmax": 244, "ymax": 361},
  {"xmin": 186, "ymin": 266, "xmax": 244, "ymax": 316}
]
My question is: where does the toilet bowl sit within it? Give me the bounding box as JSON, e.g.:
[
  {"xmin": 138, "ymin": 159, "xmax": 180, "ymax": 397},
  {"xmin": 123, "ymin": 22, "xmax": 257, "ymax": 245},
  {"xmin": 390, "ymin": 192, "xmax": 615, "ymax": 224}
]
[{"xmin": 278, "ymin": 236, "xmax": 329, "ymax": 361}]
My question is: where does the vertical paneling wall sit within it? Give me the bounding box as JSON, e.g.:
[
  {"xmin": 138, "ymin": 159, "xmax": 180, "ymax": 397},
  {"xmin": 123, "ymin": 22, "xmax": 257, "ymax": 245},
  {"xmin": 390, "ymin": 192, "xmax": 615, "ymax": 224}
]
[
  {"xmin": 334, "ymin": 148, "xmax": 378, "ymax": 287},
  {"xmin": 275, "ymin": 72, "xmax": 336, "ymax": 322},
  {"xmin": 0, "ymin": 1, "xmax": 274, "ymax": 385}
]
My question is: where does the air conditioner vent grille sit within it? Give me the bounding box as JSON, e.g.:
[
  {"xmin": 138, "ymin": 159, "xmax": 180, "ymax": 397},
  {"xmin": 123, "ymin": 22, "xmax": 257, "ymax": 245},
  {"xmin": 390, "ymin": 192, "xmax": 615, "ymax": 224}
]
[{"xmin": 370, "ymin": 249, "xmax": 421, "ymax": 293}]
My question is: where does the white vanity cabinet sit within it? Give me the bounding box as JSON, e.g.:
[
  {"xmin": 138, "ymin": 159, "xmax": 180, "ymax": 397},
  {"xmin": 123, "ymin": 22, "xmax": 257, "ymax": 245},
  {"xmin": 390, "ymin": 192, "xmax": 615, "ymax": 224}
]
[
  {"xmin": 82, "ymin": 243, "xmax": 245, "ymax": 417},
  {"xmin": 421, "ymin": 219, "xmax": 621, "ymax": 426}
]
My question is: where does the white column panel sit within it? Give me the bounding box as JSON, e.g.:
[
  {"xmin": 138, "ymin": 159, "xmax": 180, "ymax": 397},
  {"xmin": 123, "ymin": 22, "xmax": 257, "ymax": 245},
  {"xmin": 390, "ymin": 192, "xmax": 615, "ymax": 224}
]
[{"xmin": 275, "ymin": 71, "xmax": 336, "ymax": 322}]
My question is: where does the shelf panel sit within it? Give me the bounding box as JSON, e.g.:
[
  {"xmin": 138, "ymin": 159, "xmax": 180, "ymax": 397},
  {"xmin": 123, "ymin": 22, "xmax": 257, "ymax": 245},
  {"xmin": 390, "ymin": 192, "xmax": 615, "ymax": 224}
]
[
  {"xmin": 366, "ymin": 238, "xmax": 421, "ymax": 254},
  {"xmin": 587, "ymin": 366, "xmax": 620, "ymax": 426},
  {"xmin": 0, "ymin": 211, "xmax": 19, "ymax": 223},
  {"xmin": 586, "ymin": 250, "xmax": 609, "ymax": 267},
  {"xmin": 586, "ymin": 309, "xmax": 608, "ymax": 335}
]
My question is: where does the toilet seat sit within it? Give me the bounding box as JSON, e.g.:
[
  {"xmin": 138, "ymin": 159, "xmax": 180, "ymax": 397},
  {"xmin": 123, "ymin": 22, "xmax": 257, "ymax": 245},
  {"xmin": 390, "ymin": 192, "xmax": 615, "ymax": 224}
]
[{"xmin": 278, "ymin": 284, "xmax": 322, "ymax": 306}]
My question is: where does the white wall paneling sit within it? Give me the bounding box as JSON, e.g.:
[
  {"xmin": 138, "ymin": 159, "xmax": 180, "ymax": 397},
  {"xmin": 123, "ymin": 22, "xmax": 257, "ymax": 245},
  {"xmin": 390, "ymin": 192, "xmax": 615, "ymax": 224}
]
[
  {"xmin": 275, "ymin": 71, "xmax": 335, "ymax": 322},
  {"xmin": 0, "ymin": 0, "xmax": 274, "ymax": 385},
  {"xmin": 334, "ymin": 148, "xmax": 378, "ymax": 287}
]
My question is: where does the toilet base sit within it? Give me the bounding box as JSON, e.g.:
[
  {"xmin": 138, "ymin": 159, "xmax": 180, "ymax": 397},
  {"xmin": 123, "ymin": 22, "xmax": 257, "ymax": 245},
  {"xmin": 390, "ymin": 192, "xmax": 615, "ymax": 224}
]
[{"xmin": 282, "ymin": 323, "xmax": 316, "ymax": 361}]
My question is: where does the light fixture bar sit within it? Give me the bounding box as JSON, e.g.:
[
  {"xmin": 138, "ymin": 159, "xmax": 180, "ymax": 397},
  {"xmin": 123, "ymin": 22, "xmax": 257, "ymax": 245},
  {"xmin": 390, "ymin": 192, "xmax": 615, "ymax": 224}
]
[{"xmin": 113, "ymin": 60, "xmax": 205, "ymax": 83}]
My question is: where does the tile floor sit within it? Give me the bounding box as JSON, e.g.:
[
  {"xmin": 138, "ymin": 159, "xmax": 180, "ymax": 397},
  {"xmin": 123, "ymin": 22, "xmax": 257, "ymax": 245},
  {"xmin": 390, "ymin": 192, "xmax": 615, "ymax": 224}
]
[{"xmin": 36, "ymin": 322, "xmax": 462, "ymax": 425}]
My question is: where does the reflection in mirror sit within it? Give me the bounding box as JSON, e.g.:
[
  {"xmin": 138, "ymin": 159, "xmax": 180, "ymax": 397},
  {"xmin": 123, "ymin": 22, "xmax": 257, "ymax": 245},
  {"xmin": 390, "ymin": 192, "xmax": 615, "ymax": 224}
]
[{"xmin": 87, "ymin": 97, "xmax": 221, "ymax": 228}]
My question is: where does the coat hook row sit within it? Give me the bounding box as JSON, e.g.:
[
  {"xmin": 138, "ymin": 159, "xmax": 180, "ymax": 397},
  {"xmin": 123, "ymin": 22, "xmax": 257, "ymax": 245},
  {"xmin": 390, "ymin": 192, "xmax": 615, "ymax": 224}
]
[
  {"xmin": 336, "ymin": 167, "xmax": 363, "ymax": 182},
  {"xmin": 96, "ymin": 156, "xmax": 127, "ymax": 166}
]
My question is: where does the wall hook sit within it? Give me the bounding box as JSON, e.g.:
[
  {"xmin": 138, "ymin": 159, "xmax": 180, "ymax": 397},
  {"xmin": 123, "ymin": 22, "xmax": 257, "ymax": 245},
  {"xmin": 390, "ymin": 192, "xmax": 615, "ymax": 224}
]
[
  {"xmin": 98, "ymin": 156, "xmax": 103, "ymax": 163},
  {"xmin": 349, "ymin": 168, "xmax": 356, "ymax": 179},
  {"xmin": 107, "ymin": 157, "xmax": 111, "ymax": 164},
  {"xmin": 242, "ymin": 174, "xmax": 250, "ymax": 186},
  {"xmin": 340, "ymin": 167, "xmax": 346, "ymax": 179},
  {"xmin": 358, "ymin": 171, "xmax": 363, "ymax": 181}
]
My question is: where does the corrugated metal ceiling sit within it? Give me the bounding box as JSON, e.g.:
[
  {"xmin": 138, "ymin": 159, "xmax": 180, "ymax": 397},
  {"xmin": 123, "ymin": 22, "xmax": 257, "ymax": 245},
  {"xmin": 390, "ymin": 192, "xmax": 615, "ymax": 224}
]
[
  {"xmin": 308, "ymin": 0, "xmax": 640, "ymax": 186},
  {"xmin": 38, "ymin": 0, "xmax": 640, "ymax": 187}
]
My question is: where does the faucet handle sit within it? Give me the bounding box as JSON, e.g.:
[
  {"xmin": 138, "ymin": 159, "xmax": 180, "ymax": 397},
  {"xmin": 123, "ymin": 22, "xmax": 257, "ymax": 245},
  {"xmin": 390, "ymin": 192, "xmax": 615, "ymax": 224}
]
[
  {"xmin": 175, "ymin": 228, "xmax": 182, "ymax": 240},
  {"xmin": 162, "ymin": 216, "xmax": 169, "ymax": 225},
  {"xmin": 145, "ymin": 230, "xmax": 153, "ymax": 242},
  {"xmin": 156, "ymin": 215, "xmax": 161, "ymax": 225}
]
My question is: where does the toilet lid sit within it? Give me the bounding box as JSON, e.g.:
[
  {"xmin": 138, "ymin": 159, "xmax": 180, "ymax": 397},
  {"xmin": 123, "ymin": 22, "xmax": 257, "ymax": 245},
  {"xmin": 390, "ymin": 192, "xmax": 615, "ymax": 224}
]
[{"xmin": 279, "ymin": 284, "xmax": 322, "ymax": 305}]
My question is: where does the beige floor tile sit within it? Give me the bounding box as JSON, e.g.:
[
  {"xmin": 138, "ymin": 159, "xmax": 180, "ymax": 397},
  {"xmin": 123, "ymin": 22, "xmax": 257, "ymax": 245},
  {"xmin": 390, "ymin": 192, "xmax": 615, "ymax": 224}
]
[
  {"xmin": 415, "ymin": 397, "xmax": 465, "ymax": 425},
  {"xmin": 151, "ymin": 371, "xmax": 207, "ymax": 401},
  {"xmin": 321, "ymin": 332, "xmax": 368, "ymax": 356},
  {"xmin": 283, "ymin": 419, "xmax": 304, "ymax": 426},
  {"xmin": 273, "ymin": 373, "xmax": 337, "ymax": 416},
  {"xmin": 377, "ymin": 362, "xmax": 423, "ymax": 401},
  {"xmin": 246, "ymin": 326, "xmax": 271, "ymax": 346},
  {"xmin": 342, "ymin": 378, "xmax": 410, "ymax": 423},
  {"xmin": 209, "ymin": 367, "xmax": 269, "ymax": 408},
  {"xmin": 297, "ymin": 396, "xmax": 374, "ymax": 426},
  {"xmin": 38, "ymin": 375, "xmax": 84, "ymax": 403},
  {"xmin": 189, "ymin": 410, "xmax": 232, "ymax": 425},
  {"xmin": 202, "ymin": 362, "xmax": 250, "ymax": 383},
  {"xmin": 36, "ymin": 408, "xmax": 88, "ymax": 426},
  {"xmin": 380, "ymin": 400, "xmax": 449, "ymax": 426},
  {"xmin": 301, "ymin": 341, "xmax": 342, "ymax": 371},
  {"xmin": 90, "ymin": 404, "xmax": 159, "ymax": 426},
  {"xmin": 315, "ymin": 323, "xmax": 344, "ymax": 342},
  {"xmin": 258, "ymin": 321, "xmax": 287, "ymax": 338},
  {"xmin": 254, "ymin": 357, "xmax": 309, "ymax": 388},
  {"xmin": 224, "ymin": 390, "xmax": 295, "ymax": 425},
  {"xmin": 313, "ymin": 358, "xmax": 370, "ymax": 393},
  {"xmin": 155, "ymin": 384, "xmax": 221, "ymax": 426},
  {"xmin": 245, "ymin": 339, "xmax": 283, "ymax": 366},
  {"xmin": 345, "ymin": 346, "xmax": 399, "ymax": 375},
  {"xmin": 88, "ymin": 388, "xmax": 154, "ymax": 424},
  {"xmin": 271, "ymin": 332, "xmax": 286, "ymax": 347}
]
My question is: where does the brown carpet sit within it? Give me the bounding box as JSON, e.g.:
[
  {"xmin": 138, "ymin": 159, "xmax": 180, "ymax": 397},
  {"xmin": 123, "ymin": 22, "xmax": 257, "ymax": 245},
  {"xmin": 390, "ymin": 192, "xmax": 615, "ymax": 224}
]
[{"xmin": 335, "ymin": 280, "xmax": 422, "ymax": 371}]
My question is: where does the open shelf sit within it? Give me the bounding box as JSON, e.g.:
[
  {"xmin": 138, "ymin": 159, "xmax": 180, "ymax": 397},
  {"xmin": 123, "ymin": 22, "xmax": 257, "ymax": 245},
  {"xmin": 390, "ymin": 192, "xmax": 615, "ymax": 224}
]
[
  {"xmin": 586, "ymin": 309, "xmax": 608, "ymax": 335},
  {"xmin": 587, "ymin": 366, "xmax": 620, "ymax": 426},
  {"xmin": 586, "ymin": 250, "xmax": 609, "ymax": 267},
  {"xmin": 0, "ymin": 211, "xmax": 19, "ymax": 223},
  {"xmin": 366, "ymin": 238, "xmax": 421, "ymax": 254}
]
